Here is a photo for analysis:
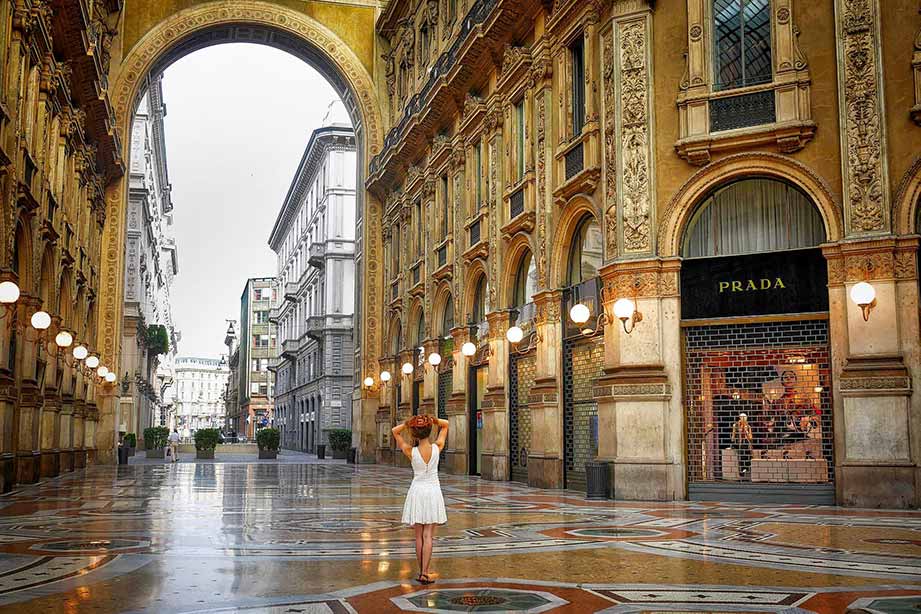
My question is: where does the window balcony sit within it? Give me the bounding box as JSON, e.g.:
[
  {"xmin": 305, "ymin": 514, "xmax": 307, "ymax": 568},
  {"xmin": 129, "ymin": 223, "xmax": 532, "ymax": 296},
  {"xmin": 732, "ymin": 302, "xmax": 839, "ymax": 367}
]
[
  {"xmin": 280, "ymin": 339, "xmax": 299, "ymax": 360},
  {"xmin": 462, "ymin": 211, "xmax": 489, "ymax": 262},
  {"xmin": 305, "ymin": 315, "xmax": 325, "ymax": 341},
  {"xmin": 268, "ymin": 306, "xmax": 283, "ymax": 324},
  {"xmin": 308, "ymin": 242, "xmax": 326, "ymax": 268},
  {"xmin": 283, "ymin": 282, "xmax": 299, "ymax": 302}
]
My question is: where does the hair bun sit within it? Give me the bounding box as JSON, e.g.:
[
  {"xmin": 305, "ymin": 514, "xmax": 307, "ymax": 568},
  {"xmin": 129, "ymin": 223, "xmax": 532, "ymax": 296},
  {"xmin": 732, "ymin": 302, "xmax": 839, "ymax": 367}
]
[{"xmin": 407, "ymin": 415, "xmax": 433, "ymax": 429}]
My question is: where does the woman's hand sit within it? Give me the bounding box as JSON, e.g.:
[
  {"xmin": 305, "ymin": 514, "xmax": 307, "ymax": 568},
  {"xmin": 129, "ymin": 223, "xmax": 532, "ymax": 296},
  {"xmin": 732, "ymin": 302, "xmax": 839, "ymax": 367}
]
[{"xmin": 435, "ymin": 416, "xmax": 449, "ymax": 449}]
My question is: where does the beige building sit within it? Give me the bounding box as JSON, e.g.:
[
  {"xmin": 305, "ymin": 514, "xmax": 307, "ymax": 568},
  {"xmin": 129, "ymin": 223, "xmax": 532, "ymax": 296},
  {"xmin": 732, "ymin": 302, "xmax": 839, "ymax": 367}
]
[{"xmin": 1, "ymin": 0, "xmax": 920, "ymax": 508}]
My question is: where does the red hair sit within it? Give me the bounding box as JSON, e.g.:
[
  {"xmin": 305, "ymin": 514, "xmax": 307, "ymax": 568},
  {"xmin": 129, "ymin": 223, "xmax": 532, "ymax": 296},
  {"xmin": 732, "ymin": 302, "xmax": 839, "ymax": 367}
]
[{"xmin": 406, "ymin": 415, "xmax": 434, "ymax": 443}]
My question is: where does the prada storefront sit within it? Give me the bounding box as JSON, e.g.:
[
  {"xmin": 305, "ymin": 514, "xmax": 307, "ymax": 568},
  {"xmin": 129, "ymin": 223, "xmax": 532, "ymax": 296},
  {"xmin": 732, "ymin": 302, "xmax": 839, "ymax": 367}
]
[{"xmin": 680, "ymin": 177, "xmax": 835, "ymax": 505}]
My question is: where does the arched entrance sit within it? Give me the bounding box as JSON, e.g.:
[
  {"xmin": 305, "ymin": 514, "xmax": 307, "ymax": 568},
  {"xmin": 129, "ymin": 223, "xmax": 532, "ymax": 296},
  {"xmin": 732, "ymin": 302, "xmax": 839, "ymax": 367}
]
[
  {"xmin": 97, "ymin": 1, "xmax": 385, "ymax": 461},
  {"xmin": 678, "ymin": 176, "xmax": 835, "ymax": 505}
]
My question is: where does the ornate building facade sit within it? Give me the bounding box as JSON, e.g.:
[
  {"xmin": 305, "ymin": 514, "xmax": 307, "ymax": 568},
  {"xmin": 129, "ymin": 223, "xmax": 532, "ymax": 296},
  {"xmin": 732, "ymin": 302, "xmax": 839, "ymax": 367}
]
[
  {"xmin": 270, "ymin": 102, "xmax": 357, "ymax": 453},
  {"xmin": 366, "ymin": 0, "xmax": 921, "ymax": 507},
  {"xmin": 0, "ymin": 0, "xmax": 124, "ymax": 491},
  {"xmin": 173, "ymin": 356, "xmax": 228, "ymax": 437},
  {"xmin": 117, "ymin": 76, "xmax": 180, "ymax": 446}
]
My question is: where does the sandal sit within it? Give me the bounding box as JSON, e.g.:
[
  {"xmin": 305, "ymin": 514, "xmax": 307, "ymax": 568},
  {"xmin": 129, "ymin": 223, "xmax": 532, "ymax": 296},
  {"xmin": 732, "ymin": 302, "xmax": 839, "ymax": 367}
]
[{"xmin": 418, "ymin": 574, "xmax": 435, "ymax": 585}]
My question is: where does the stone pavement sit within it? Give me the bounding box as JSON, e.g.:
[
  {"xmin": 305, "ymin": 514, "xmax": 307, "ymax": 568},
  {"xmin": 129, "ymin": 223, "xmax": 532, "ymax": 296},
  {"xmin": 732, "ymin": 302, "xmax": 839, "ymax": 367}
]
[
  {"xmin": 0, "ymin": 459, "xmax": 918, "ymax": 613},
  {"xmin": 127, "ymin": 449, "xmax": 346, "ymax": 465}
]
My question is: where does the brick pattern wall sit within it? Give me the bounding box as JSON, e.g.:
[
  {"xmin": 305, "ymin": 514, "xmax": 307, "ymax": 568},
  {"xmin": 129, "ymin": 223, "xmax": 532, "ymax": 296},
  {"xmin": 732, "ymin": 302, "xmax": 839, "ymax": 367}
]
[
  {"xmin": 683, "ymin": 320, "xmax": 833, "ymax": 485},
  {"xmin": 509, "ymin": 352, "xmax": 535, "ymax": 483},
  {"xmin": 437, "ymin": 368, "xmax": 452, "ymax": 420},
  {"xmin": 563, "ymin": 336, "xmax": 603, "ymax": 491}
]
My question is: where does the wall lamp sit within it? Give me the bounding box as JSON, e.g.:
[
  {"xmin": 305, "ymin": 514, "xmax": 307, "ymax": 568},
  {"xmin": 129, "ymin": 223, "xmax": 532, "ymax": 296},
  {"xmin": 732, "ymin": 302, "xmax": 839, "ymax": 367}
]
[
  {"xmin": 401, "ymin": 361, "xmax": 414, "ymax": 375},
  {"xmin": 570, "ymin": 283, "xmax": 644, "ymax": 335},
  {"xmin": 850, "ymin": 281, "xmax": 876, "ymax": 322}
]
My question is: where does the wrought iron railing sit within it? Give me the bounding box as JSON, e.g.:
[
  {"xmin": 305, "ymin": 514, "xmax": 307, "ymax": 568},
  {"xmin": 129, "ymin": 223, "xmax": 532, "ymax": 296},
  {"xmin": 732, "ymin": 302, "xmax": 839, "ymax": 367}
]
[
  {"xmin": 469, "ymin": 219, "xmax": 481, "ymax": 246},
  {"xmin": 510, "ymin": 186, "xmax": 525, "ymax": 219},
  {"xmin": 565, "ymin": 141, "xmax": 584, "ymax": 180},
  {"xmin": 436, "ymin": 244, "xmax": 447, "ymax": 268},
  {"xmin": 709, "ymin": 90, "xmax": 776, "ymax": 132}
]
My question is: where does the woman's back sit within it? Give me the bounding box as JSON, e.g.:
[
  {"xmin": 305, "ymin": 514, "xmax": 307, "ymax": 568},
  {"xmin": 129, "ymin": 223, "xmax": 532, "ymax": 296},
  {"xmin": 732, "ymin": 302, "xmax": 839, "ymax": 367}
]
[{"xmin": 411, "ymin": 443, "xmax": 440, "ymax": 483}]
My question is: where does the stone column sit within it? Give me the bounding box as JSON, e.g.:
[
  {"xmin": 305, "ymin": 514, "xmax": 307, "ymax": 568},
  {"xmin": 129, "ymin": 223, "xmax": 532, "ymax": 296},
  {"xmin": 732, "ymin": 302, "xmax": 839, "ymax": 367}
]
[
  {"xmin": 446, "ymin": 326, "xmax": 470, "ymax": 475},
  {"xmin": 39, "ymin": 318, "xmax": 62, "ymax": 477},
  {"xmin": 395, "ymin": 348, "xmax": 415, "ymax": 467},
  {"xmin": 0, "ymin": 301, "xmax": 15, "ymax": 490},
  {"xmin": 527, "ymin": 290, "xmax": 564, "ymax": 488},
  {"xmin": 15, "ymin": 295, "xmax": 42, "ymax": 484},
  {"xmin": 375, "ymin": 357, "xmax": 396, "ymax": 465},
  {"xmin": 85, "ymin": 378, "xmax": 98, "ymax": 464},
  {"xmin": 59, "ymin": 365, "xmax": 74, "ymax": 473},
  {"xmin": 73, "ymin": 370, "xmax": 86, "ymax": 469},
  {"xmin": 419, "ymin": 337, "xmax": 439, "ymax": 416},
  {"xmin": 824, "ymin": 238, "xmax": 919, "ymax": 507},
  {"xmin": 480, "ymin": 310, "xmax": 513, "ymax": 481},
  {"xmin": 593, "ymin": 260, "xmax": 683, "ymax": 501}
]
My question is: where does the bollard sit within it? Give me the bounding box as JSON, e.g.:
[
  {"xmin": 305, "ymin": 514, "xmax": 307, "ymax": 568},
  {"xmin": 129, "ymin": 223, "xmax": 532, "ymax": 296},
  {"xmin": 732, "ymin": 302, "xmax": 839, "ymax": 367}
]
[{"xmin": 585, "ymin": 460, "xmax": 610, "ymax": 500}]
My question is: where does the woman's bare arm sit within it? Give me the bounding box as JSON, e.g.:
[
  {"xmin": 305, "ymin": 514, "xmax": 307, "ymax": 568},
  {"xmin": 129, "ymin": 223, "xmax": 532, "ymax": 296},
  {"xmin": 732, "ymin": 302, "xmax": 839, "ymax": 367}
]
[
  {"xmin": 435, "ymin": 417, "xmax": 449, "ymax": 449},
  {"xmin": 391, "ymin": 423, "xmax": 412, "ymax": 457}
]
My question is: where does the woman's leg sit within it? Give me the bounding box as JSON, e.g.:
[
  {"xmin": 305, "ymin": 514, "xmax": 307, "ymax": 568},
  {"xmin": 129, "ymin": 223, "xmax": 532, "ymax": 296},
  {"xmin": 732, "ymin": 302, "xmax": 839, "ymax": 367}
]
[
  {"xmin": 421, "ymin": 524, "xmax": 435, "ymax": 578},
  {"xmin": 414, "ymin": 524, "xmax": 424, "ymax": 576}
]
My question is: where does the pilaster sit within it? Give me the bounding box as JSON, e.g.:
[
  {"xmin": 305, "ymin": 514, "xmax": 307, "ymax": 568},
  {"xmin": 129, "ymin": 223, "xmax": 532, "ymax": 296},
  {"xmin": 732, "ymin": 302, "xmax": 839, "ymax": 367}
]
[
  {"xmin": 823, "ymin": 237, "xmax": 919, "ymax": 507},
  {"xmin": 528, "ymin": 290, "xmax": 564, "ymax": 488},
  {"xmin": 15, "ymin": 295, "xmax": 42, "ymax": 484},
  {"xmin": 594, "ymin": 259, "xmax": 683, "ymax": 500},
  {"xmin": 445, "ymin": 326, "xmax": 470, "ymax": 475},
  {"xmin": 420, "ymin": 337, "xmax": 439, "ymax": 416},
  {"xmin": 480, "ymin": 310, "xmax": 513, "ymax": 481}
]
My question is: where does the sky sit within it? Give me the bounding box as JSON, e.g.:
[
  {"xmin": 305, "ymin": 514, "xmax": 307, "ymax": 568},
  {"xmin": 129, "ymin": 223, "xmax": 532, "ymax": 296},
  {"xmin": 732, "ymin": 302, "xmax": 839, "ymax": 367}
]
[{"xmin": 160, "ymin": 44, "xmax": 340, "ymax": 360}]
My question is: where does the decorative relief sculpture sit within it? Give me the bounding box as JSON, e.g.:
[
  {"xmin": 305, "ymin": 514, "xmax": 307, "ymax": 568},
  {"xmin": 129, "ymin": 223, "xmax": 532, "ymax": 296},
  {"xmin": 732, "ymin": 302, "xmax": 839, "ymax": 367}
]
[
  {"xmin": 912, "ymin": 11, "xmax": 921, "ymax": 125},
  {"xmin": 601, "ymin": 27, "xmax": 617, "ymax": 260},
  {"xmin": 837, "ymin": 0, "xmax": 889, "ymax": 234},
  {"xmin": 617, "ymin": 19, "xmax": 653, "ymax": 254},
  {"xmin": 536, "ymin": 90, "xmax": 548, "ymax": 289}
]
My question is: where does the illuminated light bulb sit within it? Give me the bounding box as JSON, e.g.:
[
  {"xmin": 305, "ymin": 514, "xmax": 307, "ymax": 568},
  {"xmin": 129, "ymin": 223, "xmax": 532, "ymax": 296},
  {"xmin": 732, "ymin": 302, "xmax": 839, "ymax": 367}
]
[
  {"xmin": 85, "ymin": 355, "xmax": 100, "ymax": 369},
  {"xmin": 401, "ymin": 362, "xmax": 414, "ymax": 375},
  {"xmin": 0, "ymin": 281, "xmax": 20, "ymax": 304},
  {"xmin": 506, "ymin": 326, "xmax": 524, "ymax": 343},
  {"xmin": 105, "ymin": 371, "xmax": 117, "ymax": 383},
  {"xmin": 380, "ymin": 370, "xmax": 392, "ymax": 382},
  {"xmin": 428, "ymin": 352, "xmax": 442, "ymax": 366},
  {"xmin": 30, "ymin": 311, "xmax": 51, "ymax": 330},
  {"xmin": 73, "ymin": 345, "xmax": 88, "ymax": 360},
  {"xmin": 850, "ymin": 281, "xmax": 876, "ymax": 306},
  {"xmin": 363, "ymin": 376, "xmax": 374, "ymax": 387},
  {"xmin": 55, "ymin": 330, "xmax": 73, "ymax": 348},
  {"xmin": 613, "ymin": 298, "xmax": 636, "ymax": 321},
  {"xmin": 97, "ymin": 366, "xmax": 109, "ymax": 378},
  {"xmin": 461, "ymin": 341, "xmax": 476, "ymax": 357},
  {"xmin": 569, "ymin": 303, "xmax": 590, "ymax": 325}
]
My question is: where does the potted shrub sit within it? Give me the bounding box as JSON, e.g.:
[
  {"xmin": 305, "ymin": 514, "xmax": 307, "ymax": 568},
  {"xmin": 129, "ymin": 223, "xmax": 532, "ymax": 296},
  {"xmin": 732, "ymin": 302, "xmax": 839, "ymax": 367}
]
[
  {"xmin": 328, "ymin": 429, "xmax": 352, "ymax": 460},
  {"xmin": 124, "ymin": 433, "xmax": 137, "ymax": 457},
  {"xmin": 194, "ymin": 428, "xmax": 220, "ymax": 460},
  {"xmin": 143, "ymin": 426, "xmax": 169, "ymax": 459},
  {"xmin": 256, "ymin": 428, "xmax": 279, "ymax": 460}
]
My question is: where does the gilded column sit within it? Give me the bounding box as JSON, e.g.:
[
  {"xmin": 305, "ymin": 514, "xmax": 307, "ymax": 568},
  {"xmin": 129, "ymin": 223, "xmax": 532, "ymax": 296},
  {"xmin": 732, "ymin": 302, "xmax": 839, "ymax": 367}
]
[
  {"xmin": 39, "ymin": 317, "xmax": 62, "ymax": 477},
  {"xmin": 15, "ymin": 295, "xmax": 42, "ymax": 484},
  {"xmin": 528, "ymin": 290, "xmax": 563, "ymax": 488},
  {"xmin": 446, "ymin": 325, "xmax": 469, "ymax": 475},
  {"xmin": 59, "ymin": 355, "xmax": 74, "ymax": 473},
  {"xmin": 481, "ymin": 310, "xmax": 513, "ymax": 481}
]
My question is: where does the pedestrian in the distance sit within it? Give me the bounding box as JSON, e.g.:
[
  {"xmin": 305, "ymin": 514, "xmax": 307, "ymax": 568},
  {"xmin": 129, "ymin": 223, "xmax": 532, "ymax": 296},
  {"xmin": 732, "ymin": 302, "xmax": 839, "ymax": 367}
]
[
  {"xmin": 392, "ymin": 414, "xmax": 448, "ymax": 585},
  {"xmin": 168, "ymin": 428, "xmax": 181, "ymax": 463}
]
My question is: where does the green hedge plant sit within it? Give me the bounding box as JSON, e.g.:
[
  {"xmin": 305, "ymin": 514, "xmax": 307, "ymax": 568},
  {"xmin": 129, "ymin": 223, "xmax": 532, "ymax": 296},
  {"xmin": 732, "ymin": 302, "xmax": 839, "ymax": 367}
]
[
  {"xmin": 143, "ymin": 426, "xmax": 169, "ymax": 449},
  {"xmin": 124, "ymin": 433, "xmax": 137, "ymax": 448},
  {"xmin": 147, "ymin": 324, "xmax": 170, "ymax": 356},
  {"xmin": 328, "ymin": 429, "xmax": 352, "ymax": 452},
  {"xmin": 194, "ymin": 428, "xmax": 220, "ymax": 452},
  {"xmin": 256, "ymin": 428, "xmax": 280, "ymax": 451}
]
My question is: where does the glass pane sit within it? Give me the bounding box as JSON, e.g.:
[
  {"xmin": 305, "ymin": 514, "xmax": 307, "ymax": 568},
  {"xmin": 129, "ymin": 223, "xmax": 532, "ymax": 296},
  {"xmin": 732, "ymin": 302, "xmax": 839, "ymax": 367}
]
[
  {"xmin": 580, "ymin": 219, "xmax": 603, "ymax": 281},
  {"xmin": 743, "ymin": 0, "xmax": 772, "ymax": 86},
  {"xmin": 713, "ymin": 0, "xmax": 743, "ymax": 90}
]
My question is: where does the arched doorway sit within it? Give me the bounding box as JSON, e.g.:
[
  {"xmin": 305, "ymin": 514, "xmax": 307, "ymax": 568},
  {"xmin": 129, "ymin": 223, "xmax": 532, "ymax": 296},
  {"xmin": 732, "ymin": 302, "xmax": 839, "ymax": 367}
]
[
  {"xmin": 100, "ymin": 2, "xmax": 385, "ymax": 461},
  {"xmin": 466, "ymin": 271, "xmax": 489, "ymax": 476},
  {"xmin": 679, "ymin": 177, "xmax": 834, "ymax": 504},
  {"xmin": 507, "ymin": 245, "xmax": 537, "ymax": 484}
]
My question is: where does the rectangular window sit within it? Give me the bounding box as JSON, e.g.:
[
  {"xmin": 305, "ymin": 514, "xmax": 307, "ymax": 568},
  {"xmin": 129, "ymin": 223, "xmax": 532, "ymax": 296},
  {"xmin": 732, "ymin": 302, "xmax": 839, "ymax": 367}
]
[
  {"xmin": 515, "ymin": 99, "xmax": 525, "ymax": 181},
  {"xmin": 440, "ymin": 174, "xmax": 449, "ymax": 239},
  {"xmin": 415, "ymin": 200, "xmax": 423, "ymax": 258},
  {"xmin": 713, "ymin": 0, "xmax": 772, "ymax": 91},
  {"xmin": 254, "ymin": 310, "xmax": 269, "ymax": 324},
  {"xmin": 251, "ymin": 383, "xmax": 259, "ymax": 394},
  {"xmin": 570, "ymin": 37, "xmax": 586, "ymax": 136}
]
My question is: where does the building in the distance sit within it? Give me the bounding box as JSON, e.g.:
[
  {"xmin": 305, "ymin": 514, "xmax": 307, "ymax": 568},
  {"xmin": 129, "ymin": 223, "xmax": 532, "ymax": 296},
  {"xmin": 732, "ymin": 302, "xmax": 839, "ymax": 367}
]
[
  {"xmin": 269, "ymin": 100, "xmax": 356, "ymax": 453},
  {"xmin": 234, "ymin": 278, "xmax": 277, "ymax": 439},
  {"xmin": 117, "ymin": 76, "xmax": 180, "ymax": 446},
  {"xmin": 173, "ymin": 357, "xmax": 230, "ymax": 437}
]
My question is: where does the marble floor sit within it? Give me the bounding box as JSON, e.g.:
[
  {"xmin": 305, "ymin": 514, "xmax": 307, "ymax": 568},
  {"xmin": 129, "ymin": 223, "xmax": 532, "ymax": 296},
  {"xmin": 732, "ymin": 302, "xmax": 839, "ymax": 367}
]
[{"xmin": 0, "ymin": 461, "xmax": 919, "ymax": 613}]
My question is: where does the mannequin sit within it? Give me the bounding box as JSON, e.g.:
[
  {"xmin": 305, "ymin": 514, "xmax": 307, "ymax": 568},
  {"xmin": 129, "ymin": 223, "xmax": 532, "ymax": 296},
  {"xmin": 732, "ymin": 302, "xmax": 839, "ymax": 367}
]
[{"xmin": 731, "ymin": 413, "xmax": 753, "ymax": 477}]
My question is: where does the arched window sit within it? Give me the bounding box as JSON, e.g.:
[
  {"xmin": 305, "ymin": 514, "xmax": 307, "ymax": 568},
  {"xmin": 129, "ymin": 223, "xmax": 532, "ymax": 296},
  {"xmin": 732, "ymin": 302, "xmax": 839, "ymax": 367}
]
[
  {"xmin": 512, "ymin": 251, "xmax": 538, "ymax": 307},
  {"xmin": 566, "ymin": 216, "xmax": 603, "ymax": 287},
  {"xmin": 472, "ymin": 275, "xmax": 487, "ymax": 324},
  {"xmin": 713, "ymin": 0, "xmax": 772, "ymax": 91},
  {"xmin": 390, "ymin": 322, "xmax": 402, "ymax": 355},
  {"xmin": 441, "ymin": 295, "xmax": 454, "ymax": 337},
  {"xmin": 681, "ymin": 178, "xmax": 825, "ymax": 258},
  {"xmin": 414, "ymin": 312, "xmax": 425, "ymax": 346}
]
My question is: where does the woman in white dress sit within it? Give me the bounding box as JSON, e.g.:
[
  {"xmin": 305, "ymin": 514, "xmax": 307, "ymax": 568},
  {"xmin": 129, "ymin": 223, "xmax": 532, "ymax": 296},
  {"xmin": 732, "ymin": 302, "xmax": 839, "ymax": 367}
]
[{"xmin": 392, "ymin": 414, "xmax": 449, "ymax": 584}]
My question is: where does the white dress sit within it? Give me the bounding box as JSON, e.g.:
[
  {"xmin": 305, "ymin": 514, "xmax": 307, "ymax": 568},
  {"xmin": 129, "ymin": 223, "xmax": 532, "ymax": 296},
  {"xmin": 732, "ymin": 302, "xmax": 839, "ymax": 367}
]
[{"xmin": 401, "ymin": 444, "xmax": 447, "ymax": 525}]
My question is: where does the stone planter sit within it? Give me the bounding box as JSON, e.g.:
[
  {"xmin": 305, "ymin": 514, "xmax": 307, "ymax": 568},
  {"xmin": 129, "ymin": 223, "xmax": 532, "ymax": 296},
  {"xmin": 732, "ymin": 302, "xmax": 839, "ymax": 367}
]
[
  {"xmin": 332, "ymin": 448, "xmax": 348, "ymax": 460},
  {"xmin": 127, "ymin": 447, "xmax": 136, "ymax": 457},
  {"xmin": 196, "ymin": 449, "xmax": 215, "ymax": 460},
  {"xmin": 146, "ymin": 448, "xmax": 165, "ymax": 459},
  {"xmin": 258, "ymin": 448, "xmax": 277, "ymax": 460}
]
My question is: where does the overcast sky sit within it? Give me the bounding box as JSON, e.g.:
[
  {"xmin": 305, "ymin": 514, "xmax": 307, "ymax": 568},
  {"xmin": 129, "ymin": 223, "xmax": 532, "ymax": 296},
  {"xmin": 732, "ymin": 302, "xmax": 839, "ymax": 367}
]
[{"xmin": 160, "ymin": 44, "xmax": 340, "ymax": 360}]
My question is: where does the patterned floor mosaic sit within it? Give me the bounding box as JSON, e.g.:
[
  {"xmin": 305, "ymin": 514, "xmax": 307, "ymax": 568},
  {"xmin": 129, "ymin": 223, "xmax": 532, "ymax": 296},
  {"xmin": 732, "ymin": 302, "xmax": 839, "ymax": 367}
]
[{"xmin": 0, "ymin": 461, "xmax": 918, "ymax": 612}]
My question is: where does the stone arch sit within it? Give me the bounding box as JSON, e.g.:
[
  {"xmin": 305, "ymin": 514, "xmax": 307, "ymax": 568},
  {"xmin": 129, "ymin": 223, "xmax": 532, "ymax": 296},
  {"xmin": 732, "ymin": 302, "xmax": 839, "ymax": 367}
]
[
  {"xmin": 502, "ymin": 232, "xmax": 536, "ymax": 308},
  {"xmin": 550, "ymin": 195, "xmax": 599, "ymax": 289},
  {"xmin": 58, "ymin": 269, "xmax": 73, "ymax": 323},
  {"xmin": 386, "ymin": 314, "xmax": 403, "ymax": 356},
  {"xmin": 894, "ymin": 154, "xmax": 921, "ymax": 235},
  {"xmin": 659, "ymin": 152, "xmax": 844, "ymax": 258},
  {"xmin": 462, "ymin": 259, "xmax": 489, "ymax": 324},
  {"xmin": 407, "ymin": 299, "xmax": 425, "ymax": 346},
  {"xmin": 12, "ymin": 218, "xmax": 33, "ymax": 292},
  {"xmin": 101, "ymin": 0, "xmax": 385, "ymax": 374},
  {"xmin": 38, "ymin": 246, "xmax": 56, "ymax": 311},
  {"xmin": 432, "ymin": 281, "xmax": 454, "ymax": 337}
]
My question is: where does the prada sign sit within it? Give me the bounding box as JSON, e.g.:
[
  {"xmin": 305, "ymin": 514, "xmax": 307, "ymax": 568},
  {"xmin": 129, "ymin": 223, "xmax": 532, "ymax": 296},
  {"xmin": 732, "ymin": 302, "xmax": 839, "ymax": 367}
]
[{"xmin": 680, "ymin": 248, "xmax": 828, "ymax": 319}]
